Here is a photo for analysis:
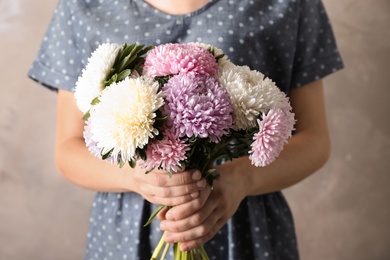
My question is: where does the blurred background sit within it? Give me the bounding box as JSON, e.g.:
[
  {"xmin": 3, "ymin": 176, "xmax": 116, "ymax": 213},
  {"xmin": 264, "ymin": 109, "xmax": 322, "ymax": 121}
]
[{"xmin": 0, "ymin": 0, "xmax": 389, "ymax": 259}]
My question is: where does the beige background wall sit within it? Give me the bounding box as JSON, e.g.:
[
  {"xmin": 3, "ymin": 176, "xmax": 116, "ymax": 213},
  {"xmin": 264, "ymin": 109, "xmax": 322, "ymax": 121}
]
[{"xmin": 1, "ymin": 0, "xmax": 389, "ymax": 259}]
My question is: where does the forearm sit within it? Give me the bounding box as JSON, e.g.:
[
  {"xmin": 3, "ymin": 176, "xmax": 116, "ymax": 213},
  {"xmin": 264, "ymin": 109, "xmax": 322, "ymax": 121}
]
[
  {"xmin": 54, "ymin": 90, "xmax": 206, "ymax": 205},
  {"xmin": 222, "ymin": 130, "xmax": 330, "ymax": 197},
  {"xmin": 55, "ymin": 136, "xmax": 208, "ymax": 207},
  {"xmin": 55, "ymin": 136, "xmax": 135, "ymax": 192},
  {"xmin": 217, "ymin": 80, "xmax": 331, "ymax": 196}
]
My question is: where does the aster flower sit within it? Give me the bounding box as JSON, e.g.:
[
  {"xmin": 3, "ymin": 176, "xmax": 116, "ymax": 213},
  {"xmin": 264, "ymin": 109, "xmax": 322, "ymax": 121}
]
[
  {"xmin": 139, "ymin": 129, "xmax": 190, "ymax": 173},
  {"xmin": 88, "ymin": 76, "xmax": 164, "ymax": 162},
  {"xmin": 163, "ymin": 73, "xmax": 233, "ymax": 142},
  {"xmin": 249, "ymin": 108, "xmax": 295, "ymax": 167},
  {"xmin": 189, "ymin": 42, "xmax": 231, "ymax": 68},
  {"xmin": 74, "ymin": 41, "xmax": 296, "ymax": 260},
  {"xmin": 217, "ymin": 63, "xmax": 285, "ymax": 130},
  {"xmin": 143, "ymin": 43, "xmax": 218, "ymax": 77},
  {"xmin": 74, "ymin": 43, "xmax": 121, "ymax": 113},
  {"xmin": 83, "ymin": 120, "xmax": 117, "ymax": 163}
]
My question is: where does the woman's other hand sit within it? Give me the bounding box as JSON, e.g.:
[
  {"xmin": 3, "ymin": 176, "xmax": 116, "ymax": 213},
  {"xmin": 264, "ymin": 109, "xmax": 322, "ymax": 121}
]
[
  {"xmin": 159, "ymin": 159, "xmax": 248, "ymax": 251},
  {"xmin": 132, "ymin": 167, "xmax": 207, "ymax": 206}
]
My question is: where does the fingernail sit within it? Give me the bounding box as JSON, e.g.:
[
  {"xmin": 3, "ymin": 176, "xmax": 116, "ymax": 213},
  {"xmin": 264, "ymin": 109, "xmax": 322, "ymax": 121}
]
[
  {"xmin": 190, "ymin": 191, "xmax": 199, "ymax": 198},
  {"xmin": 181, "ymin": 243, "xmax": 189, "ymax": 252},
  {"xmin": 166, "ymin": 211, "xmax": 175, "ymax": 221},
  {"xmin": 160, "ymin": 222, "xmax": 167, "ymax": 230},
  {"xmin": 165, "ymin": 234, "xmax": 173, "ymax": 243},
  {"xmin": 192, "ymin": 170, "xmax": 201, "ymax": 181},
  {"xmin": 197, "ymin": 179, "xmax": 206, "ymax": 189}
]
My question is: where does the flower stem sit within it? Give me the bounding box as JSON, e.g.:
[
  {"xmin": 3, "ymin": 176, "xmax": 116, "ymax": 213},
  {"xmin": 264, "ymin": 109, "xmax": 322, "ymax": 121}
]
[
  {"xmin": 173, "ymin": 242, "xmax": 181, "ymax": 260},
  {"xmin": 198, "ymin": 246, "xmax": 209, "ymax": 260},
  {"xmin": 151, "ymin": 231, "xmax": 167, "ymax": 260},
  {"xmin": 160, "ymin": 241, "xmax": 171, "ymax": 260}
]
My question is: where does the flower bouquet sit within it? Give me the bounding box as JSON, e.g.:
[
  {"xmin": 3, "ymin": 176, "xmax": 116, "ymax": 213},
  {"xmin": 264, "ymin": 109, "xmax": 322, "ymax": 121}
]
[{"xmin": 74, "ymin": 42, "xmax": 295, "ymax": 259}]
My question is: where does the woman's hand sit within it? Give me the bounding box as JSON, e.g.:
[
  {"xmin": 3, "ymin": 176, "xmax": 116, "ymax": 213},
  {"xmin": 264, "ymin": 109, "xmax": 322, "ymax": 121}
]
[
  {"xmin": 159, "ymin": 160, "xmax": 249, "ymax": 251},
  {"xmin": 55, "ymin": 90, "xmax": 208, "ymax": 197},
  {"xmin": 158, "ymin": 80, "xmax": 332, "ymax": 251},
  {"xmin": 132, "ymin": 167, "xmax": 208, "ymax": 207}
]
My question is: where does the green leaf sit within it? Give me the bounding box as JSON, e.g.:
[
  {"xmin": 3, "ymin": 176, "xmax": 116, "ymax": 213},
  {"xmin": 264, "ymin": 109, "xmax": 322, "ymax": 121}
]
[
  {"xmin": 136, "ymin": 148, "xmax": 147, "ymax": 161},
  {"xmin": 82, "ymin": 110, "xmax": 90, "ymax": 121},
  {"xmin": 205, "ymin": 169, "xmax": 220, "ymax": 188},
  {"xmin": 116, "ymin": 69, "xmax": 131, "ymax": 81},
  {"xmin": 207, "ymin": 46, "xmax": 215, "ymax": 55},
  {"xmin": 144, "ymin": 204, "xmax": 165, "ymax": 227},
  {"xmin": 138, "ymin": 44, "xmax": 153, "ymax": 56},
  {"xmin": 155, "ymin": 131, "xmax": 164, "ymax": 141},
  {"xmin": 215, "ymin": 53, "xmax": 225, "ymax": 62},
  {"xmin": 119, "ymin": 159, "xmax": 125, "ymax": 168},
  {"xmin": 101, "ymin": 148, "xmax": 114, "ymax": 160},
  {"xmin": 130, "ymin": 44, "xmax": 145, "ymax": 56},
  {"xmin": 145, "ymin": 167, "xmax": 155, "ymax": 174},
  {"xmin": 112, "ymin": 43, "xmax": 153, "ymax": 76},
  {"xmin": 153, "ymin": 115, "xmax": 167, "ymax": 129},
  {"xmin": 117, "ymin": 53, "xmax": 137, "ymax": 72},
  {"xmin": 104, "ymin": 73, "xmax": 117, "ymax": 86},
  {"xmin": 129, "ymin": 159, "xmax": 136, "ymax": 168},
  {"xmin": 114, "ymin": 43, "xmax": 131, "ymax": 66},
  {"xmin": 155, "ymin": 115, "xmax": 168, "ymax": 121},
  {"xmin": 90, "ymin": 97, "xmax": 100, "ymax": 105}
]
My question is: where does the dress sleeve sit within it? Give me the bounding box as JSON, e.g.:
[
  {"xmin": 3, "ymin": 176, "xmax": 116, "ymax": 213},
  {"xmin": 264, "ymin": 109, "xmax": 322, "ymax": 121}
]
[
  {"xmin": 28, "ymin": 0, "xmax": 81, "ymax": 92},
  {"xmin": 291, "ymin": 0, "xmax": 344, "ymax": 88}
]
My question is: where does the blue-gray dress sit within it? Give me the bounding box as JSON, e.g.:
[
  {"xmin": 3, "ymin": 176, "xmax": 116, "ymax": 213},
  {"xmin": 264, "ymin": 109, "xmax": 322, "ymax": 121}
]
[{"xmin": 28, "ymin": 0, "xmax": 343, "ymax": 259}]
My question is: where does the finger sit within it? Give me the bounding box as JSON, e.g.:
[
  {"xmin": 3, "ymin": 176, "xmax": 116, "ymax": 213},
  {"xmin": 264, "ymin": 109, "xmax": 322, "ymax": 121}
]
[
  {"xmin": 145, "ymin": 169, "xmax": 202, "ymax": 187},
  {"xmin": 152, "ymin": 178, "xmax": 207, "ymax": 198},
  {"xmin": 163, "ymin": 169, "xmax": 202, "ymax": 187},
  {"xmin": 145, "ymin": 184, "xmax": 204, "ymax": 206},
  {"xmin": 156, "ymin": 206, "xmax": 168, "ymax": 220},
  {"xmin": 165, "ymin": 185, "xmax": 212, "ymax": 221},
  {"xmin": 179, "ymin": 218, "xmax": 226, "ymax": 251},
  {"xmin": 160, "ymin": 192, "xmax": 215, "ymax": 233},
  {"xmin": 164, "ymin": 208, "xmax": 220, "ymax": 244}
]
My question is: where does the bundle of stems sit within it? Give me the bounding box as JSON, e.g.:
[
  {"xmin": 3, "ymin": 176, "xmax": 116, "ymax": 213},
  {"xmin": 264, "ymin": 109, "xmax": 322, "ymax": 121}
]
[
  {"xmin": 151, "ymin": 231, "xmax": 209, "ymax": 260},
  {"xmin": 148, "ymin": 133, "xmax": 254, "ymax": 260}
]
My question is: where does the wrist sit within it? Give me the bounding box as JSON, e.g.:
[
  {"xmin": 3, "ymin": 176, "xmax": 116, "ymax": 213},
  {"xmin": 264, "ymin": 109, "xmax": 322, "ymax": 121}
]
[
  {"xmin": 216, "ymin": 157, "xmax": 253, "ymax": 199},
  {"xmin": 112, "ymin": 164, "xmax": 140, "ymax": 193},
  {"xmin": 221, "ymin": 156, "xmax": 269, "ymax": 197}
]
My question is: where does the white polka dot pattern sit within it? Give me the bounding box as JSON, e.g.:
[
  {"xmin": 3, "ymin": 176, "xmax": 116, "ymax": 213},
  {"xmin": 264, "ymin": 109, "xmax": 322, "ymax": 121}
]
[
  {"xmin": 28, "ymin": 0, "xmax": 343, "ymax": 94},
  {"xmin": 85, "ymin": 191, "xmax": 299, "ymax": 260},
  {"xmin": 28, "ymin": 0, "xmax": 343, "ymax": 259}
]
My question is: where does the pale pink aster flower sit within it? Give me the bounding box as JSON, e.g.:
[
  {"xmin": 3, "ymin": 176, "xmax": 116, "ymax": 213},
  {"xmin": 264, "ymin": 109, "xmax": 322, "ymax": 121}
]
[
  {"xmin": 249, "ymin": 108, "xmax": 295, "ymax": 167},
  {"xmin": 189, "ymin": 42, "xmax": 230, "ymax": 68},
  {"xmin": 83, "ymin": 120, "xmax": 117, "ymax": 163},
  {"xmin": 143, "ymin": 43, "xmax": 218, "ymax": 77},
  {"xmin": 140, "ymin": 130, "xmax": 190, "ymax": 173},
  {"xmin": 163, "ymin": 73, "xmax": 233, "ymax": 142}
]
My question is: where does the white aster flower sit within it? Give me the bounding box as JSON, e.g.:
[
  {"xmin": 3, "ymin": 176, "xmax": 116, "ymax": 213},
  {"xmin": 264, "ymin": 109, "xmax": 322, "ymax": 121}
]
[
  {"xmin": 74, "ymin": 43, "xmax": 121, "ymax": 113},
  {"xmin": 217, "ymin": 63, "xmax": 285, "ymax": 130},
  {"xmin": 88, "ymin": 76, "xmax": 164, "ymax": 162}
]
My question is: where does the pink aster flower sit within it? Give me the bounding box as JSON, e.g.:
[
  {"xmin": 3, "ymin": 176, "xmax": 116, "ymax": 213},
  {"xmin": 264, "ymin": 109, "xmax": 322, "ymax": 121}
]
[
  {"xmin": 249, "ymin": 108, "xmax": 295, "ymax": 167},
  {"xmin": 143, "ymin": 43, "xmax": 218, "ymax": 77},
  {"xmin": 140, "ymin": 129, "xmax": 190, "ymax": 173},
  {"xmin": 83, "ymin": 120, "xmax": 117, "ymax": 163},
  {"xmin": 162, "ymin": 73, "xmax": 233, "ymax": 142}
]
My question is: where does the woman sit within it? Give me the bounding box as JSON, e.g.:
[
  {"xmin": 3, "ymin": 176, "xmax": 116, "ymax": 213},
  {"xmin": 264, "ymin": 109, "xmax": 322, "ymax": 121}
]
[{"xmin": 29, "ymin": 0, "xmax": 343, "ymax": 259}]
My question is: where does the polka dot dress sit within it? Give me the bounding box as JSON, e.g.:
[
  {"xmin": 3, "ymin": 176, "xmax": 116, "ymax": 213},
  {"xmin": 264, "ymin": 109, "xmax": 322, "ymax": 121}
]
[{"xmin": 29, "ymin": 0, "xmax": 343, "ymax": 259}]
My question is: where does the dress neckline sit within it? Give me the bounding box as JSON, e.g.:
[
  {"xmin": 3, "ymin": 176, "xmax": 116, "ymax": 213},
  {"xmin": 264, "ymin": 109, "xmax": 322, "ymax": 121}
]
[{"xmin": 140, "ymin": 0, "xmax": 219, "ymax": 18}]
